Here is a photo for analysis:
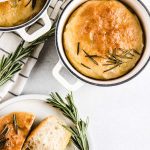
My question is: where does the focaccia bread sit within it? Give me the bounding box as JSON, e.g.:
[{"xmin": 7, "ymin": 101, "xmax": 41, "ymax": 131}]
[
  {"xmin": 22, "ymin": 116, "xmax": 71, "ymax": 150},
  {"xmin": 63, "ymin": 0, "xmax": 144, "ymax": 80},
  {"xmin": 0, "ymin": 0, "xmax": 46, "ymax": 27},
  {"xmin": 0, "ymin": 112, "xmax": 35, "ymax": 150}
]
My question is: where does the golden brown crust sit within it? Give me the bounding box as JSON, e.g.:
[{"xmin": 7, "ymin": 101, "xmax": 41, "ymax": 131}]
[
  {"xmin": 0, "ymin": 0, "xmax": 46, "ymax": 27},
  {"xmin": 63, "ymin": 0, "xmax": 144, "ymax": 80},
  {"xmin": 0, "ymin": 112, "xmax": 35, "ymax": 150}
]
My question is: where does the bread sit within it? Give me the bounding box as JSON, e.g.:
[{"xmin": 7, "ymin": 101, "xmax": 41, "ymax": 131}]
[
  {"xmin": 22, "ymin": 116, "xmax": 71, "ymax": 150},
  {"xmin": 63, "ymin": 0, "xmax": 144, "ymax": 80},
  {"xmin": 0, "ymin": 0, "xmax": 46, "ymax": 27},
  {"xmin": 0, "ymin": 112, "xmax": 35, "ymax": 150}
]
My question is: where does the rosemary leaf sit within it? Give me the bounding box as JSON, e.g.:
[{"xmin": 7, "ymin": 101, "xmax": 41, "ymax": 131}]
[
  {"xmin": 47, "ymin": 93, "xmax": 89, "ymax": 150},
  {"xmin": 0, "ymin": 125, "xmax": 9, "ymax": 149},
  {"xmin": 0, "ymin": 125, "xmax": 9, "ymax": 137},
  {"xmin": 25, "ymin": 0, "xmax": 32, "ymax": 7},
  {"xmin": 32, "ymin": 0, "xmax": 36, "ymax": 9},
  {"xmin": 77, "ymin": 42, "xmax": 80, "ymax": 55},
  {"xmin": 104, "ymin": 64, "xmax": 121, "ymax": 73},
  {"xmin": 83, "ymin": 50, "xmax": 98, "ymax": 65},
  {"xmin": 13, "ymin": 114, "xmax": 18, "ymax": 134},
  {"xmin": 81, "ymin": 63, "xmax": 91, "ymax": 70},
  {"xmin": 85, "ymin": 55, "xmax": 101, "ymax": 58},
  {"xmin": 133, "ymin": 49, "xmax": 141, "ymax": 55}
]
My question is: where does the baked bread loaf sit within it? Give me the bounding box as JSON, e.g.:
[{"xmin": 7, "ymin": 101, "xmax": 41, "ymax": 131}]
[
  {"xmin": 0, "ymin": 0, "xmax": 46, "ymax": 27},
  {"xmin": 22, "ymin": 116, "xmax": 71, "ymax": 150},
  {"xmin": 63, "ymin": 0, "xmax": 144, "ymax": 80},
  {"xmin": 0, "ymin": 112, "xmax": 35, "ymax": 150}
]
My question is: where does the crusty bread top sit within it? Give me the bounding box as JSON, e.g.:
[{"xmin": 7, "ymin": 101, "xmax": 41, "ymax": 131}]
[
  {"xmin": 0, "ymin": 112, "xmax": 35, "ymax": 150},
  {"xmin": 0, "ymin": 0, "xmax": 46, "ymax": 27},
  {"xmin": 23, "ymin": 116, "xmax": 71, "ymax": 150},
  {"xmin": 63, "ymin": 0, "xmax": 144, "ymax": 80}
]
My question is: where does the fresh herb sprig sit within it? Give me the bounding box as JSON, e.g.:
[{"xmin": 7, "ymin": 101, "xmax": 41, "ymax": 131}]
[
  {"xmin": 0, "ymin": 125, "xmax": 9, "ymax": 149},
  {"xmin": 47, "ymin": 92, "xmax": 89, "ymax": 150},
  {"xmin": 103, "ymin": 48, "xmax": 141, "ymax": 72},
  {"xmin": 0, "ymin": 27, "xmax": 55, "ymax": 87}
]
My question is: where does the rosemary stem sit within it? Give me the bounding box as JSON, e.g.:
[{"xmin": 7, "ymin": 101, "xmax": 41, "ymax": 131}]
[{"xmin": 0, "ymin": 27, "xmax": 55, "ymax": 86}]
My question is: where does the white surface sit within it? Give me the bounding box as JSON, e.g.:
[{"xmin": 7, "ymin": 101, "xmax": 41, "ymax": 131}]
[
  {"xmin": 0, "ymin": 95, "xmax": 93, "ymax": 150},
  {"xmin": 22, "ymin": 35, "xmax": 150, "ymax": 150},
  {"xmin": 21, "ymin": 1, "xmax": 150, "ymax": 150}
]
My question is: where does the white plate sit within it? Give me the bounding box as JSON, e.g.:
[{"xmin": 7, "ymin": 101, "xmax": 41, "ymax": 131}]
[{"xmin": 0, "ymin": 94, "xmax": 94, "ymax": 150}]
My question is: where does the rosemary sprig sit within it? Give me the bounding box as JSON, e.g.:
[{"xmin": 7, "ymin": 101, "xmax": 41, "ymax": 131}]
[
  {"xmin": 0, "ymin": 125, "xmax": 9, "ymax": 138},
  {"xmin": 0, "ymin": 125, "xmax": 9, "ymax": 149},
  {"xmin": 103, "ymin": 48, "xmax": 141, "ymax": 72},
  {"xmin": 13, "ymin": 114, "xmax": 18, "ymax": 134},
  {"xmin": 83, "ymin": 50, "xmax": 98, "ymax": 65},
  {"xmin": 77, "ymin": 42, "xmax": 80, "ymax": 55},
  {"xmin": 0, "ymin": 27, "xmax": 55, "ymax": 87},
  {"xmin": 47, "ymin": 92, "xmax": 89, "ymax": 150}
]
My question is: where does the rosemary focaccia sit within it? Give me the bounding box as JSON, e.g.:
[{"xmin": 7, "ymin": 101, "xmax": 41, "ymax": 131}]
[
  {"xmin": 63, "ymin": 0, "xmax": 144, "ymax": 80},
  {"xmin": 22, "ymin": 116, "xmax": 71, "ymax": 150},
  {"xmin": 0, "ymin": 112, "xmax": 35, "ymax": 150},
  {"xmin": 0, "ymin": 0, "xmax": 46, "ymax": 27}
]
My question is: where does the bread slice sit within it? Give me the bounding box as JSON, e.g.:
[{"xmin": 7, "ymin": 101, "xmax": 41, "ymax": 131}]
[
  {"xmin": 0, "ymin": 112, "xmax": 35, "ymax": 150},
  {"xmin": 22, "ymin": 116, "xmax": 71, "ymax": 150}
]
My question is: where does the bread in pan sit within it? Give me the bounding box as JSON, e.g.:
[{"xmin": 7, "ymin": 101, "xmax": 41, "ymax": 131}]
[
  {"xmin": 0, "ymin": 0, "xmax": 46, "ymax": 27},
  {"xmin": 63, "ymin": 0, "xmax": 144, "ymax": 80}
]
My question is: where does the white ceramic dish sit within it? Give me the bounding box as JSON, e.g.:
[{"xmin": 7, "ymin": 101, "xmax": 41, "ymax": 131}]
[
  {"xmin": 53, "ymin": 0, "xmax": 150, "ymax": 91},
  {"xmin": 0, "ymin": 0, "xmax": 52, "ymax": 42},
  {"xmin": 0, "ymin": 94, "xmax": 94, "ymax": 150}
]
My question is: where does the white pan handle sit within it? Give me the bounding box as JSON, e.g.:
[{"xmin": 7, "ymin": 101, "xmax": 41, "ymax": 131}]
[
  {"xmin": 53, "ymin": 61, "xmax": 84, "ymax": 91},
  {"xmin": 16, "ymin": 11, "xmax": 52, "ymax": 42}
]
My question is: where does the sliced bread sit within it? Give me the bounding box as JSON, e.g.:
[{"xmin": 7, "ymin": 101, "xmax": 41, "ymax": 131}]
[
  {"xmin": 0, "ymin": 112, "xmax": 35, "ymax": 150},
  {"xmin": 22, "ymin": 116, "xmax": 71, "ymax": 150}
]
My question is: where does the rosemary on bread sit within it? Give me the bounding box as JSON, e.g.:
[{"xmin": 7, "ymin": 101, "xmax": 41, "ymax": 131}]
[
  {"xmin": 47, "ymin": 92, "xmax": 89, "ymax": 150},
  {"xmin": 0, "ymin": 125, "xmax": 9, "ymax": 149},
  {"xmin": 13, "ymin": 114, "xmax": 18, "ymax": 135},
  {"xmin": 0, "ymin": 114, "xmax": 19, "ymax": 149},
  {"xmin": 77, "ymin": 42, "xmax": 80, "ymax": 55},
  {"xmin": 11, "ymin": 0, "xmax": 37, "ymax": 9},
  {"xmin": 83, "ymin": 50, "xmax": 99, "ymax": 65},
  {"xmin": 103, "ymin": 48, "xmax": 141, "ymax": 72},
  {"xmin": 77, "ymin": 42, "xmax": 141, "ymax": 73}
]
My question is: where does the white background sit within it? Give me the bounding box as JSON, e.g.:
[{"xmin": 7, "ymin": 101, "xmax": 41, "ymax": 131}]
[{"xmin": 22, "ymin": 1, "xmax": 150, "ymax": 150}]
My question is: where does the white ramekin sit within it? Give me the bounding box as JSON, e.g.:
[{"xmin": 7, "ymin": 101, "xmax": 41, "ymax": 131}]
[
  {"xmin": 0, "ymin": 0, "xmax": 52, "ymax": 42},
  {"xmin": 53, "ymin": 0, "xmax": 150, "ymax": 91}
]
